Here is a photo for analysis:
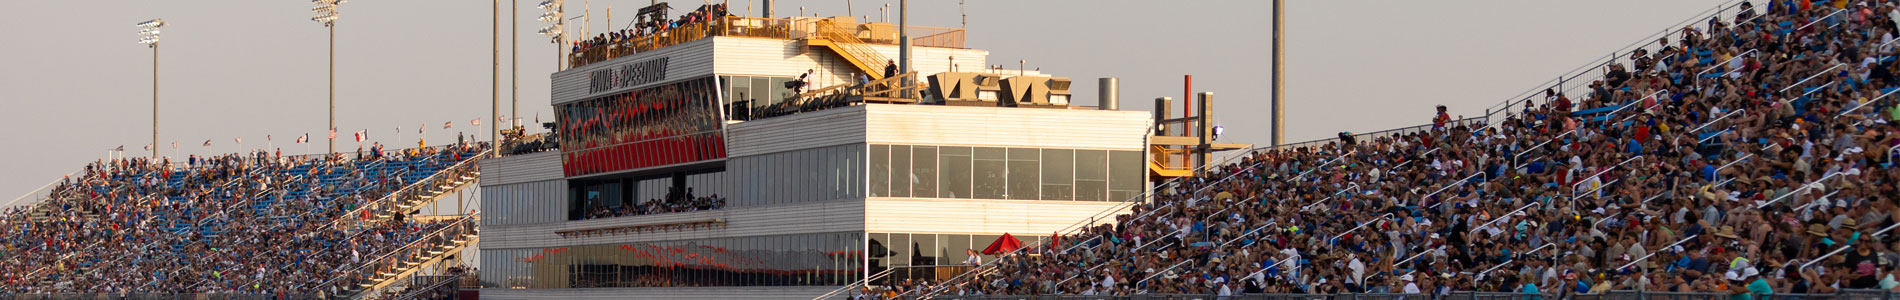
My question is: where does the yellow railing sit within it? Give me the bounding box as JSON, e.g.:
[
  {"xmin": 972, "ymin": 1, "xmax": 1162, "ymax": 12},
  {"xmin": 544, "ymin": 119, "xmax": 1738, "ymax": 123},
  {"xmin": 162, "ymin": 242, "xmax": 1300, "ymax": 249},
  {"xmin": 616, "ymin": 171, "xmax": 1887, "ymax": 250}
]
[
  {"xmin": 567, "ymin": 16, "xmax": 965, "ymax": 70},
  {"xmin": 813, "ymin": 20, "xmax": 892, "ymax": 79}
]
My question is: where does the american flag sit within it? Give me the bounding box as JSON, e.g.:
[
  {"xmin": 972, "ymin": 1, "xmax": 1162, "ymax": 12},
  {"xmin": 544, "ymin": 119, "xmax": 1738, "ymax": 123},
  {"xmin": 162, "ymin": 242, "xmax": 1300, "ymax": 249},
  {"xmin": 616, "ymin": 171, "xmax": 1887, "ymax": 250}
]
[{"xmin": 443, "ymin": 121, "xmax": 452, "ymax": 129}]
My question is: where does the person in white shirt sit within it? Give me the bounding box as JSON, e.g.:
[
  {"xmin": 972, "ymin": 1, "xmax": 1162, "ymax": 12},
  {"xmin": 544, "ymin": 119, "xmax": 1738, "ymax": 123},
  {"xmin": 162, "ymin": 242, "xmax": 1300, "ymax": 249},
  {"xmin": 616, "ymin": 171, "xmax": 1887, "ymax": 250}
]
[{"xmin": 1401, "ymin": 274, "xmax": 1421, "ymax": 293}]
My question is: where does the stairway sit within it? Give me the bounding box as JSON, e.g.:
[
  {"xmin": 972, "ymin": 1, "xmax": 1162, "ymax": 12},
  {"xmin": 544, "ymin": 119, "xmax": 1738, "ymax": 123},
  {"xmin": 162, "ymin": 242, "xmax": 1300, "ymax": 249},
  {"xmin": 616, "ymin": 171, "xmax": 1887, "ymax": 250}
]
[{"xmin": 805, "ymin": 20, "xmax": 892, "ymax": 80}]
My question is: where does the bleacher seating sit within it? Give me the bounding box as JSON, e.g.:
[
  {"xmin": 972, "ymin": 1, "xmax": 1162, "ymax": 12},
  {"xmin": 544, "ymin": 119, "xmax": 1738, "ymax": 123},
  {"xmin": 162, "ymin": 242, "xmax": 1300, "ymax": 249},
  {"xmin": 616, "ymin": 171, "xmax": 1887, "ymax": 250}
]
[
  {"xmin": 0, "ymin": 142, "xmax": 488, "ymax": 295},
  {"xmin": 892, "ymin": 1, "xmax": 1900, "ymax": 298}
]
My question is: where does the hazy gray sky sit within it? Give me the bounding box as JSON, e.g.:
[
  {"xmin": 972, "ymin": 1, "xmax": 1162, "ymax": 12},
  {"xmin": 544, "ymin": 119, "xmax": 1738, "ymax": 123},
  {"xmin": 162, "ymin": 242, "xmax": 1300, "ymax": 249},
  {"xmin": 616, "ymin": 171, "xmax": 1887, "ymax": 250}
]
[{"xmin": 0, "ymin": 0, "xmax": 1728, "ymax": 200}]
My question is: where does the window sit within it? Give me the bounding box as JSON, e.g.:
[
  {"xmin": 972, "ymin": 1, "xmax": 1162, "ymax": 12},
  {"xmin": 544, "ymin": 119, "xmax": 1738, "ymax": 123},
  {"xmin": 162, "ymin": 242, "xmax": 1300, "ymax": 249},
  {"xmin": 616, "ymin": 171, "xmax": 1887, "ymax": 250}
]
[
  {"xmin": 1007, "ymin": 148, "xmax": 1039, "ymax": 200},
  {"xmin": 890, "ymin": 145, "xmax": 911, "ymax": 197},
  {"xmin": 1075, "ymin": 150, "xmax": 1108, "ymax": 201},
  {"xmin": 939, "ymin": 147, "xmax": 972, "ymax": 199},
  {"xmin": 972, "ymin": 147, "xmax": 1006, "ymax": 199},
  {"xmin": 911, "ymin": 146, "xmax": 937, "ymax": 198},
  {"xmin": 1109, "ymin": 150, "xmax": 1146, "ymax": 202},
  {"xmin": 1041, "ymin": 149, "xmax": 1074, "ymax": 201}
]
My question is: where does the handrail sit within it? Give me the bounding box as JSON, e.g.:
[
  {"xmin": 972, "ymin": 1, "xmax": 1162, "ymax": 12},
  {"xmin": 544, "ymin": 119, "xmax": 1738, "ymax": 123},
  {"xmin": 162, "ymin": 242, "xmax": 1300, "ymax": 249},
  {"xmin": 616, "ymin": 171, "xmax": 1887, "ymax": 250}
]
[
  {"xmin": 1215, "ymin": 221, "xmax": 1278, "ymax": 249},
  {"xmin": 309, "ymin": 216, "xmax": 477, "ymax": 295},
  {"xmin": 1480, "ymin": 243, "xmax": 1554, "ymax": 277},
  {"xmin": 1689, "ymin": 108, "xmax": 1744, "ymax": 133},
  {"xmin": 1423, "ymin": 174, "xmax": 1482, "ymax": 210},
  {"xmin": 1364, "ymin": 246, "xmax": 1441, "ymax": 285},
  {"xmin": 1802, "ymin": 222, "xmax": 1900, "ymax": 271},
  {"xmin": 1135, "ymin": 260, "xmax": 1195, "ymax": 287},
  {"xmin": 312, "ymin": 148, "xmax": 490, "ymax": 235},
  {"xmin": 1571, "ymin": 155, "xmax": 1642, "ymax": 191},
  {"xmin": 1778, "ymin": 64, "xmax": 1845, "ymax": 94},
  {"xmin": 1, "ymin": 169, "xmax": 88, "ymax": 210},
  {"xmin": 923, "ymin": 120, "xmax": 1456, "ymax": 298},
  {"xmin": 1693, "ymin": 49, "xmax": 1758, "ymax": 85},
  {"xmin": 1329, "ymin": 213, "xmax": 1394, "ymax": 244},
  {"xmin": 1481, "ymin": 0, "xmax": 1758, "ymax": 124},
  {"xmin": 1470, "ymin": 202, "xmax": 1543, "ymax": 234},
  {"xmin": 813, "ymin": 20, "xmax": 892, "ymax": 79},
  {"xmin": 1838, "ymin": 86, "xmax": 1900, "ymax": 118},
  {"xmin": 1794, "ymin": 9, "xmax": 1849, "ymax": 32},
  {"xmin": 811, "ymin": 268, "xmax": 896, "ymax": 300},
  {"xmin": 393, "ymin": 275, "xmax": 461, "ymax": 300},
  {"xmin": 1572, "ymin": 178, "xmax": 1621, "ymax": 201},
  {"xmin": 1754, "ymin": 172, "xmax": 1840, "ymax": 209},
  {"xmin": 1620, "ymin": 235, "xmax": 1698, "ymax": 270}
]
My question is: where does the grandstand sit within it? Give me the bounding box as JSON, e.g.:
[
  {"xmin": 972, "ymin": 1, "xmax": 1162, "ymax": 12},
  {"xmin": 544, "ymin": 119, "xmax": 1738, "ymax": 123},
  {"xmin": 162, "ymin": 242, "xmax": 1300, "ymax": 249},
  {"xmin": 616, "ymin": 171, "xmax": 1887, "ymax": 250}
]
[
  {"xmin": 0, "ymin": 143, "xmax": 488, "ymax": 298},
  {"xmin": 882, "ymin": 0, "xmax": 1900, "ymax": 299}
]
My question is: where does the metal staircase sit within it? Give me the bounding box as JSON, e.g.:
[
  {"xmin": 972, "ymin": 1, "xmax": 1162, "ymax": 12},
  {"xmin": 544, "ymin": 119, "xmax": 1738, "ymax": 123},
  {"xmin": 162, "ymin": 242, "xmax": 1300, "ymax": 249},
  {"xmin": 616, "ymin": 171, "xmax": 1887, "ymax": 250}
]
[{"xmin": 805, "ymin": 20, "xmax": 892, "ymax": 80}]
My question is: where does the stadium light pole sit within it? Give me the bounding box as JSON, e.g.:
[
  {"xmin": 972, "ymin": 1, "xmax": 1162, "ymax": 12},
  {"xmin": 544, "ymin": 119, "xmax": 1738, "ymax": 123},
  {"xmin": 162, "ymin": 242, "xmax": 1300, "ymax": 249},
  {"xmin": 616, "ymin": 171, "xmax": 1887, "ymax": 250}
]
[
  {"xmin": 139, "ymin": 19, "xmax": 166, "ymax": 159},
  {"xmin": 313, "ymin": 0, "xmax": 344, "ymax": 154},
  {"xmin": 539, "ymin": 0, "xmax": 566, "ymax": 71}
]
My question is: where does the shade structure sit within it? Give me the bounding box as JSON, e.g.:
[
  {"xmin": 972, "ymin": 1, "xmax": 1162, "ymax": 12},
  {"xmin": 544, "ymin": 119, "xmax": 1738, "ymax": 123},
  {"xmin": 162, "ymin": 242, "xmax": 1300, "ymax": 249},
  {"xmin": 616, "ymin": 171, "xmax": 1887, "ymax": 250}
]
[{"xmin": 981, "ymin": 233, "xmax": 1023, "ymax": 255}]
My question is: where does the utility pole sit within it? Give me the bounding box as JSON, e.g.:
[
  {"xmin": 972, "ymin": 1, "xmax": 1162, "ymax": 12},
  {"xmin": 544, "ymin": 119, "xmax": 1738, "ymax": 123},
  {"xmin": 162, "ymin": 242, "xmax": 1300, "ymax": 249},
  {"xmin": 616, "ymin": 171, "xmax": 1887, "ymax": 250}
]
[
  {"xmin": 312, "ymin": 1, "xmax": 343, "ymax": 154},
  {"xmin": 514, "ymin": 0, "xmax": 520, "ymax": 134},
  {"xmin": 494, "ymin": 0, "xmax": 502, "ymax": 156},
  {"xmin": 140, "ymin": 19, "xmax": 165, "ymax": 158},
  {"xmin": 1271, "ymin": 0, "xmax": 1285, "ymax": 147}
]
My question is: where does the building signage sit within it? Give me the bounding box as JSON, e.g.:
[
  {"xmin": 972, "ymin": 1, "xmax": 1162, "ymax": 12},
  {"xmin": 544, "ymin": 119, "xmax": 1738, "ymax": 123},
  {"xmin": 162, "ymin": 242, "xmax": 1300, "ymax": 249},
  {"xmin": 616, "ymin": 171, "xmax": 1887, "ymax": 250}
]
[{"xmin": 588, "ymin": 57, "xmax": 670, "ymax": 94}]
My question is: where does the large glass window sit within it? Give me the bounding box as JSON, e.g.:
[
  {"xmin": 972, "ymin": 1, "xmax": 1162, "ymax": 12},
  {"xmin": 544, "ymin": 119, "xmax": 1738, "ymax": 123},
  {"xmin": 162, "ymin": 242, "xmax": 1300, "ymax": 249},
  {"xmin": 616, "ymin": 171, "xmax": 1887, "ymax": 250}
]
[
  {"xmin": 1109, "ymin": 150, "xmax": 1145, "ymax": 202},
  {"xmin": 911, "ymin": 146, "xmax": 938, "ymax": 198},
  {"xmin": 972, "ymin": 147, "xmax": 1006, "ymax": 199},
  {"xmin": 485, "ymin": 232, "xmax": 862, "ymax": 289},
  {"xmin": 939, "ymin": 147, "xmax": 972, "ymax": 199},
  {"xmin": 1007, "ymin": 148, "xmax": 1039, "ymax": 200},
  {"xmin": 1075, "ymin": 150, "xmax": 1108, "ymax": 201},
  {"xmin": 890, "ymin": 145, "xmax": 911, "ymax": 197},
  {"xmin": 557, "ymin": 76, "xmax": 726, "ymax": 177},
  {"xmin": 1041, "ymin": 149, "xmax": 1074, "ymax": 201}
]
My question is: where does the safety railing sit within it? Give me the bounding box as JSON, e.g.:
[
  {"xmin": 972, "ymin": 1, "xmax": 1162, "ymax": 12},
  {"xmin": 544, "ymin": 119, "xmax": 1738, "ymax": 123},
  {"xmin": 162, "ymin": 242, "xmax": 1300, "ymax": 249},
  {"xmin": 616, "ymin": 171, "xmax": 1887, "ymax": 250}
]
[
  {"xmin": 316, "ymin": 148, "xmax": 488, "ymax": 233},
  {"xmin": 1478, "ymin": 0, "xmax": 1762, "ymax": 128},
  {"xmin": 921, "ymin": 118, "xmax": 1476, "ymax": 298},
  {"xmin": 308, "ymin": 216, "xmax": 477, "ymax": 297},
  {"xmin": 813, "ymin": 20, "xmax": 892, "ymax": 79},
  {"xmin": 569, "ymin": 16, "xmax": 965, "ymax": 70}
]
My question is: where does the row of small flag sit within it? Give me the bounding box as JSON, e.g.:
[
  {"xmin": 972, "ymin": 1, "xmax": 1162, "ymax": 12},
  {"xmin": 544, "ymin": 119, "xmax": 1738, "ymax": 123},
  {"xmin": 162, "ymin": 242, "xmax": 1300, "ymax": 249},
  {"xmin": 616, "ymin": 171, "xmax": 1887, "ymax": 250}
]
[{"xmin": 118, "ymin": 117, "xmax": 500, "ymax": 151}]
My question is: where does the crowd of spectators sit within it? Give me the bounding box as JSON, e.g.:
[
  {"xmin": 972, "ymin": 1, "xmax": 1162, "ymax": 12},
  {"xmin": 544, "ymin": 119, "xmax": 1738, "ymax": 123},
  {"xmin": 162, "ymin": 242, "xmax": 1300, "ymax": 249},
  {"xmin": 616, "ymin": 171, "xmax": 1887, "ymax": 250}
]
[
  {"xmin": 922, "ymin": 1, "xmax": 1900, "ymax": 298},
  {"xmin": 0, "ymin": 141, "xmax": 488, "ymax": 296},
  {"xmin": 580, "ymin": 187, "xmax": 728, "ymax": 220},
  {"xmin": 570, "ymin": 3, "xmax": 730, "ymax": 57}
]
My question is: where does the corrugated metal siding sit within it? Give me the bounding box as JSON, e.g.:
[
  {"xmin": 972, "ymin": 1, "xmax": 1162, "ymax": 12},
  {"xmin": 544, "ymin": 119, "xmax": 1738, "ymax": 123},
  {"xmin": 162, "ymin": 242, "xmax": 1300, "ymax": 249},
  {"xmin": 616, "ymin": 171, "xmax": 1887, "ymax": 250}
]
[
  {"xmin": 479, "ymin": 286, "xmax": 839, "ymax": 299},
  {"xmin": 481, "ymin": 199, "xmax": 865, "ymax": 249},
  {"xmin": 864, "ymin": 198, "xmax": 1128, "ymax": 235},
  {"xmin": 712, "ymin": 37, "xmax": 990, "ymax": 84},
  {"xmin": 480, "ymin": 152, "xmax": 564, "ymax": 186},
  {"xmin": 864, "ymin": 104, "xmax": 1152, "ymax": 150},
  {"xmin": 726, "ymin": 106, "xmax": 868, "ymax": 158},
  {"xmin": 552, "ymin": 40, "xmax": 717, "ymax": 105},
  {"xmin": 480, "ymin": 179, "xmax": 566, "ymax": 227}
]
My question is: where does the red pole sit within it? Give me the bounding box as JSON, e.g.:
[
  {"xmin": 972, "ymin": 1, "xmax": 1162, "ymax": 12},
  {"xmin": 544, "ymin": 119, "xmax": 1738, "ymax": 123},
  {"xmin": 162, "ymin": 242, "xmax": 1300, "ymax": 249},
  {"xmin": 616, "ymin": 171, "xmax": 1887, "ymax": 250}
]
[{"xmin": 1183, "ymin": 74, "xmax": 1193, "ymax": 165}]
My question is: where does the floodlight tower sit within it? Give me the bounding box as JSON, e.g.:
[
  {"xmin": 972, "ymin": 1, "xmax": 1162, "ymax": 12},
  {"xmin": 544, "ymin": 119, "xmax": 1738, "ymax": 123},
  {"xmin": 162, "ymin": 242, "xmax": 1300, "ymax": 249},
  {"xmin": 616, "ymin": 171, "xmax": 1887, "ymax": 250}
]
[
  {"xmin": 538, "ymin": 0, "xmax": 565, "ymax": 70},
  {"xmin": 313, "ymin": 0, "xmax": 344, "ymax": 154},
  {"xmin": 138, "ymin": 19, "xmax": 166, "ymax": 158}
]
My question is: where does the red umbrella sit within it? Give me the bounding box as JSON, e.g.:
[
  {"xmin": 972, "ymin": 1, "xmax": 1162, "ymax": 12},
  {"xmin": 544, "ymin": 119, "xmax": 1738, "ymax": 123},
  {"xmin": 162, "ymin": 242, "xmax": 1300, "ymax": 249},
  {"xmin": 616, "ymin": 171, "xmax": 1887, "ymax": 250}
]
[{"xmin": 981, "ymin": 233, "xmax": 1023, "ymax": 255}]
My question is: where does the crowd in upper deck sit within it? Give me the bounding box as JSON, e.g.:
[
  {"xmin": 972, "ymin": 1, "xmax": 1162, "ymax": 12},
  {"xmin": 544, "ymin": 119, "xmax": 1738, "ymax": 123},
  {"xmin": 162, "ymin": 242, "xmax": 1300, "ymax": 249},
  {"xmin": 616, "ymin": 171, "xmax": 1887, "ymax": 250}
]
[
  {"xmin": 571, "ymin": 3, "xmax": 730, "ymax": 56},
  {"xmin": 885, "ymin": 1, "xmax": 1900, "ymax": 298},
  {"xmin": 0, "ymin": 141, "xmax": 486, "ymax": 295}
]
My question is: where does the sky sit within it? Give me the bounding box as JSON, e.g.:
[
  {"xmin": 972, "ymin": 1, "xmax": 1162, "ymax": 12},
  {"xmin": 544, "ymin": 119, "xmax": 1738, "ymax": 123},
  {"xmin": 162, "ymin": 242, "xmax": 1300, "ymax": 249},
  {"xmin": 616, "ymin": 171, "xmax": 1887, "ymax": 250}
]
[{"xmin": 0, "ymin": 0, "xmax": 1731, "ymax": 203}]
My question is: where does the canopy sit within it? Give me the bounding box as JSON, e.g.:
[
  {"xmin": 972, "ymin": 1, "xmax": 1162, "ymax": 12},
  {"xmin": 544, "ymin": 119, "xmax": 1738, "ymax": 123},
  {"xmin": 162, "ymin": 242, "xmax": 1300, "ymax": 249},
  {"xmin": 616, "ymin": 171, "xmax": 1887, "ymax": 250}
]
[{"xmin": 981, "ymin": 233, "xmax": 1023, "ymax": 255}]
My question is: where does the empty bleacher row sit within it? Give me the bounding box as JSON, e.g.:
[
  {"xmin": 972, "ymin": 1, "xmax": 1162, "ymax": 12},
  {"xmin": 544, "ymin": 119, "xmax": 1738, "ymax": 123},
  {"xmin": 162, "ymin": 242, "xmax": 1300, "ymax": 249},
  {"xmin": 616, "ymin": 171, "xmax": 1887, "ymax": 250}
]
[{"xmin": 0, "ymin": 142, "xmax": 488, "ymax": 296}]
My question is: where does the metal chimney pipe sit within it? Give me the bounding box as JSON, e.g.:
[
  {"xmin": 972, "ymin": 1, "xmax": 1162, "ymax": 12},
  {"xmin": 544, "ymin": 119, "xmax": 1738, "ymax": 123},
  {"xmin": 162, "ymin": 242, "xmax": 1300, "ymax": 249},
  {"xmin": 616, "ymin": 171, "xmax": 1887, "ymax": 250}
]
[
  {"xmin": 1154, "ymin": 97, "xmax": 1172, "ymax": 136},
  {"xmin": 1099, "ymin": 78, "xmax": 1120, "ymax": 110},
  {"xmin": 762, "ymin": 0, "xmax": 774, "ymax": 18},
  {"xmin": 1196, "ymin": 92, "xmax": 1213, "ymax": 168}
]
